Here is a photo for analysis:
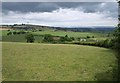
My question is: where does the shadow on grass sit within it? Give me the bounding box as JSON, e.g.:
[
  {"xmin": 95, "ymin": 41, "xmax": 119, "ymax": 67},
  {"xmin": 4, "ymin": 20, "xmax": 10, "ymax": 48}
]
[
  {"xmin": 95, "ymin": 49, "xmax": 119, "ymax": 81},
  {"xmin": 94, "ymin": 63, "xmax": 118, "ymax": 81}
]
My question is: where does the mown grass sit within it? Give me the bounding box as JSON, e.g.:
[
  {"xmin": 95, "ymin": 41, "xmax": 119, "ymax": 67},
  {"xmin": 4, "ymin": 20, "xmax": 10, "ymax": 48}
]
[{"xmin": 2, "ymin": 42, "xmax": 118, "ymax": 81}]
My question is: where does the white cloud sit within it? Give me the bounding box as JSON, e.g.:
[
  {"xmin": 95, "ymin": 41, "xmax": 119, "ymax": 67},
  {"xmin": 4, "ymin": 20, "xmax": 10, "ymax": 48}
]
[{"xmin": 2, "ymin": 8, "xmax": 118, "ymax": 27}]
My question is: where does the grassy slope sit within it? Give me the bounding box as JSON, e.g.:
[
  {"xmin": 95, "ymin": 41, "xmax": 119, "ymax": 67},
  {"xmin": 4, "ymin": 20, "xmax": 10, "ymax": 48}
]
[
  {"xmin": 1, "ymin": 30, "xmax": 108, "ymax": 42},
  {"xmin": 32, "ymin": 30, "xmax": 105, "ymax": 38},
  {"xmin": 2, "ymin": 42, "xmax": 118, "ymax": 81},
  {"xmin": 0, "ymin": 30, "xmax": 9, "ymax": 36}
]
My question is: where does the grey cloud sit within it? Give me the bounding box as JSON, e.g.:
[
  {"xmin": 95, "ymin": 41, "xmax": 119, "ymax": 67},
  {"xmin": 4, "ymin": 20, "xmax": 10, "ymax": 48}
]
[
  {"xmin": 2, "ymin": 0, "xmax": 116, "ymax": 2},
  {"xmin": 2, "ymin": 2, "xmax": 45, "ymax": 12},
  {"xmin": 78, "ymin": 2, "xmax": 118, "ymax": 18},
  {"xmin": 2, "ymin": 2, "xmax": 117, "ymax": 12},
  {"xmin": 2, "ymin": 2, "xmax": 86, "ymax": 13},
  {"xmin": 2, "ymin": 2, "xmax": 118, "ymax": 18}
]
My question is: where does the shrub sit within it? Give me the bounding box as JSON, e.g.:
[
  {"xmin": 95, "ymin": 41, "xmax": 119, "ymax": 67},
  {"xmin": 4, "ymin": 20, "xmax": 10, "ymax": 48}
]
[
  {"xmin": 71, "ymin": 39, "xmax": 114, "ymax": 48},
  {"xmin": 86, "ymin": 36, "xmax": 91, "ymax": 38},
  {"xmin": 59, "ymin": 35, "xmax": 72, "ymax": 42},
  {"xmin": 19, "ymin": 31, "xmax": 26, "ymax": 34},
  {"xmin": 7, "ymin": 32, "xmax": 12, "ymax": 35},
  {"xmin": 13, "ymin": 31, "xmax": 17, "ymax": 35},
  {"xmin": 43, "ymin": 34, "xmax": 53, "ymax": 42},
  {"xmin": 92, "ymin": 36, "xmax": 95, "ymax": 38},
  {"xmin": 70, "ymin": 37, "xmax": 75, "ymax": 40},
  {"xmin": 25, "ymin": 34, "xmax": 35, "ymax": 43}
]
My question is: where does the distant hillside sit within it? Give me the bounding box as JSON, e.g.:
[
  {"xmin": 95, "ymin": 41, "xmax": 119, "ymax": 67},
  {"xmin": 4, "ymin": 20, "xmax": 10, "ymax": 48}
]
[
  {"xmin": 1, "ymin": 24, "xmax": 115, "ymax": 33},
  {"xmin": 52, "ymin": 26, "xmax": 115, "ymax": 33},
  {"xmin": 1, "ymin": 24, "xmax": 54, "ymax": 31},
  {"xmin": 59, "ymin": 28, "xmax": 115, "ymax": 33}
]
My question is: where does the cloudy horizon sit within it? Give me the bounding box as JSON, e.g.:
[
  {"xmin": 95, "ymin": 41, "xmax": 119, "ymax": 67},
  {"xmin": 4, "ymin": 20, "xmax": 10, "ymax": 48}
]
[{"xmin": 2, "ymin": 2, "xmax": 118, "ymax": 27}]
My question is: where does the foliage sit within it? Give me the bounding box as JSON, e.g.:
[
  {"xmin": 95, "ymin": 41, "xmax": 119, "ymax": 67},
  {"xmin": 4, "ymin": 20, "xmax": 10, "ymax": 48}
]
[
  {"xmin": 72, "ymin": 39, "xmax": 114, "ymax": 48},
  {"xmin": 7, "ymin": 32, "xmax": 12, "ymax": 35},
  {"xmin": 114, "ymin": 24, "xmax": 120, "ymax": 53},
  {"xmin": 43, "ymin": 34, "xmax": 73, "ymax": 43},
  {"xmin": 7, "ymin": 31, "xmax": 27, "ymax": 35},
  {"xmin": 86, "ymin": 36, "xmax": 91, "ymax": 38},
  {"xmin": 113, "ymin": 24, "xmax": 120, "ymax": 81},
  {"xmin": 25, "ymin": 34, "xmax": 35, "ymax": 43},
  {"xmin": 43, "ymin": 34, "xmax": 53, "ymax": 42}
]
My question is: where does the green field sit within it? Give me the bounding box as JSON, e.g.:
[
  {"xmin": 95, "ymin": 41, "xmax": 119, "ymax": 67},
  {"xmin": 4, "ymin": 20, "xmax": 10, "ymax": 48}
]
[
  {"xmin": 1, "ymin": 30, "xmax": 109, "ymax": 43},
  {"xmin": 32, "ymin": 30, "xmax": 106, "ymax": 38},
  {"xmin": 0, "ymin": 30, "xmax": 9, "ymax": 36},
  {"xmin": 2, "ymin": 42, "xmax": 118, "ymax": 81}
]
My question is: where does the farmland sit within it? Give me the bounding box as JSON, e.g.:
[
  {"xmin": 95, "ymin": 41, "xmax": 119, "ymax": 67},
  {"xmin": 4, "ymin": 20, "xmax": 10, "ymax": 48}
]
[
  {"xmin": 2, "ymin": 42, "xmax": 118, "ymax": 81},
  {"xmin": 1, "ymin": 29, "xmax": 110, "ymax": 43},
  {"xmin": 32, "ymin": 30, "xmax": 105, "ymax": 38},
  {"xmin": 1, "ymin": 25, "xmax": 118, "ymax": 81},
  {"xmin": 1, "ymin": 1, "xmax": 119, "ymax": 81}
]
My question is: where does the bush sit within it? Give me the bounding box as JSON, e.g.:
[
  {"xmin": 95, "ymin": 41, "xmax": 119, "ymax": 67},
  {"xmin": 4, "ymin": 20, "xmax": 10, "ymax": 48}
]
[
  {"xmin": 25, "ymin": 34, "xmax": 35, "ymax": 43},
  {"xmin": 43, "ymin": 34, "xmax": 53, "ymax": 42},
  {"xmin": 87, "ymin": 36, "xmax": 91, "ymax": 38},
  {"xmin": 71, "ymin": 39, "xmax": 114, "ymax": 48},
  {"xmin": 7, "ymin": 32, "xmax": 12, "ymax": 35},
  {"xmin": 70, "ymin": 37, "xmax": 75, "ymax": 40},
  {"xmin": 19, "ymin": 31, "xmax": 26, "ymax": 34},
  {"xmin": 60, "ymin": 35, "xmax": 72, "ymax": 42},
  {"xmin": 13, "ymin": 31, "xmax": 17, "ymax": 35},
  {"xmin": 92, "ymin": 36, "xmax": 95, "ymax": 38}
]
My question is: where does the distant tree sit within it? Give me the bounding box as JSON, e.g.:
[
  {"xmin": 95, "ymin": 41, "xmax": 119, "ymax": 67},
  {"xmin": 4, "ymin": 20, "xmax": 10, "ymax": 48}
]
[
  {"xmin": 65, "ymin": 35, "xmax": 68, "ymax": 38},
  {"xmin": 70, "ymin": 37, "xmax": 75, "ymax": 40},
  {"xmin": 13, "ymin": 31, "xmax": 17, "ymax": 35},
  {"xmin": 7, "ymin": 32, "xmax": 12, "ymax": 35},
  {"xmin": 25, "ymin": 34, "xmax": 35, "ymax": 43},
  {"xmin": 92, "ymin": 36, "xmax": 95, "ymax": 38},
  {"xmin": 77, "ymin": 37, "xmax": 81, "ymax": 41},
  {"xmin": 60, "ymin": 36, "xmax": 66, "ymax": 42},
  {"xmin": 20, "ymin": 31, "xmax": 26, "ymax": 34},
  {"xmin": 86, "ymin": 36, "xmax": 90, "ymax": 38},
  {"xmin": 59, "ymin": 35, "xmax": 72, "ymax": 42},
  {"xmin": 43, "ymin": 34, "xmax": 53, "ymax": 42},
  {"xmin": 107, "ymin": 33, "xmax": 110, "ymax": 37},
  {"xmin": 39, "ymin": 29, "xmax": 42, "ymax": 31}
]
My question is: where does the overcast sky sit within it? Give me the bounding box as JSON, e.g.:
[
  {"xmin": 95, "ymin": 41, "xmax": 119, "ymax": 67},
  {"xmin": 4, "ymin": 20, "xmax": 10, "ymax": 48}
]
[
  {"xmin": 2, "ymin": 2, "xmax": 118, "ymax": 27},
  {"xmin": 2, "ymin": 0, "xmax": 117, "ymax": 2}
]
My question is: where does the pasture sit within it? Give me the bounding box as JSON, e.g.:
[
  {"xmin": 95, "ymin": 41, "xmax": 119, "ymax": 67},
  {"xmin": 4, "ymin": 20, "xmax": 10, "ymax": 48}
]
[
  {"xmin": 32, "ymin": 30, "xmax": 106, "ymax": 38},
  {"xmin": 2, "ymin": 42, "xmax": 118, "ymax": 81},
  {"xmin": 1, "ymin": 30, "xmax": 109, "ymax": 43}
]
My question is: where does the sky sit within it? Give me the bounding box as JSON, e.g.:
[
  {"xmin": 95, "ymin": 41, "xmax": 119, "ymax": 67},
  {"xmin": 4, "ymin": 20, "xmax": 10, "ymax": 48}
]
[
  {"xmin": 2, "ymin": 2, "xmax": 118, "ymax": 27},
  {"xmin": 2, "ymin": 0, "xmax": 117, "ymax": 2}
]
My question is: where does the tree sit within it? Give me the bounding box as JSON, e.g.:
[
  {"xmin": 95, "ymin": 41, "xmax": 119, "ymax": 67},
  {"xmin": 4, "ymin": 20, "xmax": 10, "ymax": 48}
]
[
  {"xmin": 43, "ymin": 34, "xmax": 53, "ymax": 42},
  {"xmin": 86, "ymin": 36, "xmax": 90, "ymax": 38},
  {"xmin": 92, "ymin": 36, "xmax": 95, "ymax": 38},
  {"xmin": 114, "ymin": 23, "xmax": 120, "ymax": 82},
  {"xmin": 114, "ymin": 24, "xmax": 120, "ymax": 53},
  {"xmin": 7, "ymin": 32, "xmax": 12, "ymax": 35},
  {"xmin": 70, "ymin": 37, "xmax": 75, "ymax": 40},
  {"xmin": 13, "ymin": 31, "xmax": 17, "ymax": 35},
  {"xmin": 65, "ymin": 35, "xmax": 68, "ymax": 38},
  {"xmin": 25, "ymin": 34, "xmax": 35, "ymax": 43}
]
